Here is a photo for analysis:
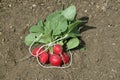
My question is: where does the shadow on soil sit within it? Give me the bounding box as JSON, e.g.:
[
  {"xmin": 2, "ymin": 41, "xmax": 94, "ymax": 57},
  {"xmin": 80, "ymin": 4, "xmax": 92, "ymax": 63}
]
[{"xmin": 76, "ymin": 16, "xmax": 96, "ymax": 50}]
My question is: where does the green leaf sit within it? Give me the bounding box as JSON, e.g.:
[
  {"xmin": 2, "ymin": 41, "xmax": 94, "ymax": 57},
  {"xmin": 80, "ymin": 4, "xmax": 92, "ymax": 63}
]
[
  {"xmin": 38, "ymin": 34, "xmax": 52, "ymax": 44},
  {"xmin": 29, "ymin": 20, "xmax": 44, "ymax": 33},
  {"xmin": 29, "ymin": 25, "xmax": 44, "ymax": 33},
  {"xmin": 46, "ymin": 11, "xmax": 61, "ymax": 21},
  {"xmin": 52, "ymin": 15, "xmax": 68, "ymax": 35},
  {"xmin": 67, "ymin": 20, "xmax": 82, "ymax": 33},
  {"xmin": 44, "ymin": 21, "xmax": 52, "ymax": 35},
  {"xmin": 80, "ymin": 47, "xmax": 86, "ymax": 51},
  {"xmin": 44, "ymin": 11, "xmax": 61, "ymax": 35},
  {"xmin": 62, "ymin": 5, "xmax": 76, "ymax": 21},
  {"xmin": 24, "ymin": 33, "xmax": 41, "ymax": 46},
  {"xmin": 56, "ymin": 40, "xmax": 64, "ymax": 46},
  {"xmin": 37, "ymin": 20, "xmax": 44, "ymax": 27},
  {"xmin": 62, "ymin": 20, "xmax": 83, "ymax": 38},
  {"xmin": 68, "ymin": 32, "xmax": 80, "ymax": 37},
  {"xmin": 45, "ymin": 12, "xmax": 68, "ymax": 35},
  {"xmin": 67, "ymin": 37, "xmax": 80, "ymax": 50}
]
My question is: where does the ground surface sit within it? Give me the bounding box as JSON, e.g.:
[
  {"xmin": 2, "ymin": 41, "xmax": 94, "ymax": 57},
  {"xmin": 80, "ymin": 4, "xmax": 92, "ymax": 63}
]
[{"xmin": 0, "ymin": 0, "xmax": 120, "ymax": 80}]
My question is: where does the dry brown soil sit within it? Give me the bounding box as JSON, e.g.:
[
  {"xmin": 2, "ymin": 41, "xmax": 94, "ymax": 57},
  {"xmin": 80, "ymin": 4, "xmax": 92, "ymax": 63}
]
[{"xmin": 0, "ymin": 0, "xmax": 120, "ymax": 80}]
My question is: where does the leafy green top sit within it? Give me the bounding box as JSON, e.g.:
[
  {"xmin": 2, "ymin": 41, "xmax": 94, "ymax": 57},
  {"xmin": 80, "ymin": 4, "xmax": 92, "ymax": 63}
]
[{"xmin": 25, "ymin": 5, "xmax": 86, "ymax": 50}]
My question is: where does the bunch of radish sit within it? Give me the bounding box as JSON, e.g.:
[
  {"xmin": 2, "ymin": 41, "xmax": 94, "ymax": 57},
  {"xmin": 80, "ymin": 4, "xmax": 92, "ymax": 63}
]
[
  {"xmin": 32, "ymin": 44, "xmax": 70, "ymax": 66},
  {"xmin": 24, "ymin": 5, "xmax": 87, "ymax": 68}
]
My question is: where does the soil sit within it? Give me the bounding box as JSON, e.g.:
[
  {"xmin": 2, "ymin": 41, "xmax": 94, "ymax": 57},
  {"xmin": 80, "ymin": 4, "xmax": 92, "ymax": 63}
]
[{"xmin": 0, "ymin": 0, "xmax": 120, "ymax": 80}]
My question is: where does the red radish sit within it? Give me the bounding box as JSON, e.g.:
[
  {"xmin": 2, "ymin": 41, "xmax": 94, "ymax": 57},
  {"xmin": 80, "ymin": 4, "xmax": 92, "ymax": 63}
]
[
  {"xmin": 61, "ymin": 52, "xmax": 70, "ymax": 64},
  {"xmin": 53, "ymin": 44, "xmax": 63, "ymax": 55},
  {"xmin": 32, "ymin": 47, "xmax": 44, "ymax": 57},
  {"xmin": 49, "ymin": 54, "xmax": 62, "ymax": 66},
  {"xmin": 39, "ymin": 51, "xmax": 49, "ymax": 64}
]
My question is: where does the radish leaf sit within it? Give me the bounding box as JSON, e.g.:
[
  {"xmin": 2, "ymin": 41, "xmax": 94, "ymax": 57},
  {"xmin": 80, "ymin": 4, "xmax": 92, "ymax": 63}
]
[
  {"xmin": 67, "ymin": 37, "xmax": 80, "ymax": 50},
  {"xmin": 62, "ymin": 5, "xmax": 76, "ymax": 21},
  {"xmin": 38, "ymin": 34, "xmax": 52, "ymax": 43},
  {"xmin": 45, "ymin": 12, "xmax": 68, "ymax": 35},
  {"xmin": 25, "ymin": 33, "xmax": 41, "ymax": 46},
  {"xmin": 67, "ymin": 20, "xmax": 82, "ymax": 33},
  {"xmin": 68, "ymin": 32, "xmax": 80, "ymax": 37},
  {"xmin": 37, "ymin": 20, "xmax": 44, "ymax": 27},
  {"xmin": 29, "ymin": 25, "xmax": 44, "ymax": 33},
  {"xmin": 46, "ymin": 11, "xmax": 61, "ymax": 21}
]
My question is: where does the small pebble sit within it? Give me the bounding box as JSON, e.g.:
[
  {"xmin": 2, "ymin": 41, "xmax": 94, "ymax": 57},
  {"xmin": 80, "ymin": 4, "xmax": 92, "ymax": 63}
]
[
  {"xmin": 101, "ymin": 6, "xmax": 106, "ymax": 11},
  {"xmin": 47, "ymin": 6, "xmax": 51, "ymax": 9},
  {"xmin": 5, "ymin": 60, "xmax": 7, "ymax": 64},
  {"xmin": 96, "ymin": 58, "xmax": 99, "ymax": 62},
  {"xmin": 40, "ymin": 3, "xmax": 45, "ymax": 6},
  {"xmin": 111, "ymin": 69, "xmax": 117, "ymax": 73},
  {"xmin": 8, "ymin": 4, "xmax": 12, "ymax": 7},
  {"xmin": 9, "ymin": 25, "xmax": 16, "ymax": 32},
  {"xmin": 20, "ymin": 36, "xmax": 23, "ymax": 39},
  {"xmin": 2, "ymin": 38, "xmax": 5, "ymax": 42},
  {"xmin": 84, "ymin": 10, "xmax": 87, "ymax": 13},
  {"xmin": 108, "ymin": 24, "xmax": 112, "ymax": 27},
  {"xmin": 32, "ymin": 4, "xmax": 37, "ymax": 7},
  {"xmin": 96, "ymin": 5, "xmax": 100, "ymax": 8},
  {"xmin": 9, "ymin": 25, "xmax": 13, "ymax": 29},
  {"xmin": 95, "ymin": 33, "xmax": 98, "ymax": 36},
  {"xmin": 112, "ymin": 43, "xmax": 116, "ymax": 46},
  {"xmin": 30, "ymin": 4, "xmax": 37, "ymax": 9},
  {"xmin": 47, "ymin": 6, "xmax": 53, "ymax": 12}
]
